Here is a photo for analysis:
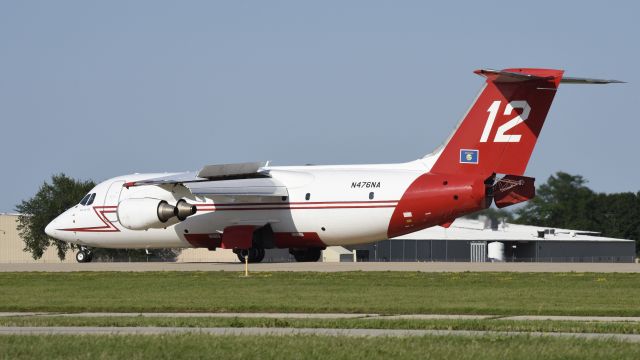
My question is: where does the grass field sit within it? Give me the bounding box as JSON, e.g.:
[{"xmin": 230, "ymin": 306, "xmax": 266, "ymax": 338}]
[
  {"xmin": 4, "ymin": 316, "xmax": 640, "ymax": 334},
  {"xmin": 1, "ymin": 271, "xmax": 640, "ymax": 315},
  {"xmin": 2, "ymin": 334, "xmax": 639, "ymax": 360}
]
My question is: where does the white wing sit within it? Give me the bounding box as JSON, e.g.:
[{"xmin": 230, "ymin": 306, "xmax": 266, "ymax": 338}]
[{"xmin": 124, "ymin": 161, "xmax": 286, "ymax": 197}]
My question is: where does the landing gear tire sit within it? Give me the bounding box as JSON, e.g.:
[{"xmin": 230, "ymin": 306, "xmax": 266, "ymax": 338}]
[
  {"xmin": 235, "ymin": 248, "xmax": 265, "ymax": 263},
  {"xmin": 76, "ymin": 251, "xmax": 85, "ymax": 263},
  {"xmin": 290, "ymin": 248, "xmax": 322, "ymax": 262},
  {"xmin": 75, "ymin": 250, "xmax": 92, "ymax": 263}
]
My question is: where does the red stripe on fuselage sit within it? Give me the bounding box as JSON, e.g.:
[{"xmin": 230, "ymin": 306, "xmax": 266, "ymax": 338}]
[
  {"xmin": 194, "ymin": 200, "xmax": 399, "ymax": 212},
  {"xmin": 58, "ymin": 206, "xmax": 120, "ymax": 233},
  {"xmin": 195, "ymin": 205, "xmax": 397, "ymax": 211},
  {"xmin": 197, "ymin": 200, "xmax": 399, "ymax": 207},
  {"xmin": 60, "ymin": 201, "xmax": 398, "ymax": 233}
]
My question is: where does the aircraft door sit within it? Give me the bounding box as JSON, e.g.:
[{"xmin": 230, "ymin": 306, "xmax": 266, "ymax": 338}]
[
  {"xmin": 102, "ymin": 180, "xmax": 124, "ymax": 223},
  {"xmin": 103, "ymin": 181, "xmax": 124, "ymax": 206},
  {"xmin": 104, "ymin": 180, "xmax": 125, "ymax": 206}
]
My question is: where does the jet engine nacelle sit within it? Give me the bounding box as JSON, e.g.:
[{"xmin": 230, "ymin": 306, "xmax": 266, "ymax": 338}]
[
  {"xmin": 117, "ymin": 198, "xmax": 180, "ymax": 231},
  {"xmin": 175, "ymin": 199, "xmax": 197, "ymax": 221}
]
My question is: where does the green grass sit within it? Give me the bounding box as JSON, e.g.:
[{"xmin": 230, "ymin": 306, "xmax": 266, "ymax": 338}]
[
  {"xmin": 2, "ymin": 271, "xmax": 640, "ymax": 315},
  {"xmin": 2, "ymin": 334, "xmax": 639, "ymax": 360},
  {"xmin": 4, "ymin": 316, "xmax": 640, "ymax": 334}
]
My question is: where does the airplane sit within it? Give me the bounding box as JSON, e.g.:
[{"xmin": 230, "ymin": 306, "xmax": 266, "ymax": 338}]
[{"xmin": 44, "ymin": 68, "xmax": 622, "ymax": 263}]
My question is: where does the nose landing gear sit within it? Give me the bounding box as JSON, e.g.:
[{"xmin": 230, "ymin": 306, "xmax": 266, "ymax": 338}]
[{"xmin": 75, "ymin": 248, "xmax": 93, "ymax": 263}]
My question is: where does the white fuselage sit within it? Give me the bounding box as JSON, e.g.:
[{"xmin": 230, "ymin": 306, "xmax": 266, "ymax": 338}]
[
  {"xmin": 43, "ymin": 67, "xmax": 617, "ymax": 253},
  {"xmin": 45, "ymin": 158, "xmax": 436, "ymax": 249}
]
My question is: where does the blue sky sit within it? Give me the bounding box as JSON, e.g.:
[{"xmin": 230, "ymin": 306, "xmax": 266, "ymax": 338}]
[{"xmin": 0, "ymin": 1, "xmax": 638, "ymax": 211}]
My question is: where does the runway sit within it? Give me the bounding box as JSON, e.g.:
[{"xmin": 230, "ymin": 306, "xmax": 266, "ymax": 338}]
[
  {"xmin": 1, "ymin": 326, "xmax": 639, "ymax": 342},
  {"xmin": 3, "ymin": 312, "xmax": 640, "ymax": 322},
  {"xmin": 1, "ymin": 261, "xmax": 639, "ymax": 272}
]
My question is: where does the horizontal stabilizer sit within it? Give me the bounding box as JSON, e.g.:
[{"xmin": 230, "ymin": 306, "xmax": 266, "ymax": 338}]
[
  {"xmin": 475, "ymin": 69, "xmax": 552, "ymax": 83},
  {"xmin": 560, "ymin": 77, "xmax": 625, "ymax": 84},
  {"xmin": 476, "ymin": 68, "xmax": 624, "ymax": 84}
]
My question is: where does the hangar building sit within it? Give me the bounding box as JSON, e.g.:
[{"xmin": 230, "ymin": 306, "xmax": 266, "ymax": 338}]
[
  {"xmin": 0, "ymin": 213, "xmax": 636, "ymax": 263},
  {"xmin": 347, "ymin": 217, "xmax": 636, "ymax": 263},
  {"xmin": 0, "ymin": 213, "xmax": 76, "ymax": 263}
]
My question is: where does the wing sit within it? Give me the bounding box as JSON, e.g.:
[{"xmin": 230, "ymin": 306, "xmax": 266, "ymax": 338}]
[
  {"xmin": 123, "ymin": 161, "xmax": 287, "ymax": 197},
  {"xmin": 186, "ymin": 178, "xmax": 287, "ymax": 197}
]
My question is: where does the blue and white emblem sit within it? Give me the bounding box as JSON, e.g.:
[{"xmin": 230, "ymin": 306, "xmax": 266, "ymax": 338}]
[{"xmin": 459, "ymin": 149, "xmax": 479, "ymax": 164}]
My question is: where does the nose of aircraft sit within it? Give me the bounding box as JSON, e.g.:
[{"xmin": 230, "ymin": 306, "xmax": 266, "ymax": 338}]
[
  {"xmin": 45, "ymin": 214, "xmax": 66, "ymax": 240},
  {"xmin": 44, "ymin": 210, "xmax": 77, "ymax": 242},
  {"xmin": 44, "ymin": 218, "xmax": 57, "ymax": 238}
]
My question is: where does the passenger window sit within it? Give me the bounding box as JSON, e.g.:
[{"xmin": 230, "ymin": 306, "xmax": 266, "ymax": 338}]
[
  {"xmin": 369, "ymin": 192, "xmax": 374, "ymax": 200},
  {"xmin": 305, "ymin": 193, "xmax": 311, "ymax": 201},
  {"xmin": 79, "ymin": 193, "xmax": 91, "ymax": 206},
  {"xmin": 86, "ymin": 193, "xmax": 96, "ymax": 206}
]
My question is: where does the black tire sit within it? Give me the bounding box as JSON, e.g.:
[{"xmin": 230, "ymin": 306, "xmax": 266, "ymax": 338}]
[
  {"xmin": 254, "ymin": 248, "xmax": 265, "ymax": 263},
  {"xmin": 85, "ymin": 252, "xmax": 94, "ymax": 263},
  {"xmin": 305, "ymin": 248, "xmax": 321, "ymax": 262},
  {"xmin": 291, "ymin": 248, "xmax": 321, "ymax": 262},
  {"xmin": 76, "ymin": 250, "xmax": 87, "ymax": 263},
  {"xmin": 235, "ymin": 248, "xmax": 265, "ymax": 263},
  {"xmin": 236, "ymin": 249, "xmax": 249, "ymax": 263}
]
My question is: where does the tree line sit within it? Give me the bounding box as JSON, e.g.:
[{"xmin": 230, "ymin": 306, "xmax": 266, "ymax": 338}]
[
  {"xmin": 514, "ymin": 172, "xmax": 640, "ymax": 246},
  {"xmin": 15, "ymin": 174, "xmax": 178, "ymax": 261},
  {"xmin": 472, "ymin": 172, "xmax": 640, "ymax": 252}
]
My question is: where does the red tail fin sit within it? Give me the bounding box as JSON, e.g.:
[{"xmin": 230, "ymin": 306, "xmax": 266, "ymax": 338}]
[{"xmin": 430, "ymin": 68, "xmax": 564, "ymax": 177}]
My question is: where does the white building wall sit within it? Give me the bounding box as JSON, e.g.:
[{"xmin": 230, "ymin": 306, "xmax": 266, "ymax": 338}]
[
  {"xmin": 0, "ymin": 214, "xmax": 75, "ymax": 263},
  {"xmin": 1, "ymin": 214, "xmax": 292, "ymax": 263}
]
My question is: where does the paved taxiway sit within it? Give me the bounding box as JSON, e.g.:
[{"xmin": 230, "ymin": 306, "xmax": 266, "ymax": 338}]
[
  {"xmin": 1, "ymin": 262, "xmax": 639, "ymax": 272},
  {"xmin": 3, "ymin": 312, "xmax": 640, "ymax": 322},
  {"xmin": 1, "ymin": 326, "xmax": 639, "ymax": 342}
]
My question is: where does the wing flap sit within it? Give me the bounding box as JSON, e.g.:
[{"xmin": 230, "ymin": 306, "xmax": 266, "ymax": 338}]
[
  {"xmin": 126, "ymin": 172, "xmax": 201, "ymax": 187},
  {"xmin": 198, "ymin": 161, "xmax": 268, "ymax": 179},
  {"xmin": 186, "ymin": 178, "xmax": 288, "ymax": 197}
]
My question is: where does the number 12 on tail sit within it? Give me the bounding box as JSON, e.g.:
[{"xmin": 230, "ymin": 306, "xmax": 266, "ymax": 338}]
[{"xmin": 480, "ymin": 100, "xmax": 531, "ymax": 143}]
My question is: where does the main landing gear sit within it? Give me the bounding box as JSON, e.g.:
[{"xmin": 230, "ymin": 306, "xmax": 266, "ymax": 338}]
[
  {"xmin": 76, "ymin": 248, "xmax": 93, "ymax": 263},
  {"xmin": 289, "ymin": 248, "xmax": 322, "ymax": 262},
  {"xmin": 234, "ymin": 248, "xmax": 265, "ymax": 263},
  {"xmin": 231, "ymin": 247, "xmax": 324, "ymax": 263}
]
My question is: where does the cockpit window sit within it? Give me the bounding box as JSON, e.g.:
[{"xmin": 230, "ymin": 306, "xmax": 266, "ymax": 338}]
[
  {"xmin": 79, "ymin": 193, "xmax": 91, "ymax": 206},
  {"xmin": 86, "ymin": 193, "xmax": 96, "ymax": 206}
]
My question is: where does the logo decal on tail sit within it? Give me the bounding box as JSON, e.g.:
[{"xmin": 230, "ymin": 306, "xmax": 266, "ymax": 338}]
[{"xmin": 459, "ymin": 149, "xmax": 479, "ymax": 164}]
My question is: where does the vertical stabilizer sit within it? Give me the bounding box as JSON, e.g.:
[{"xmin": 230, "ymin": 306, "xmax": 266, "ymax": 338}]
[{"xmin": 430, "ymin": 68, "xmax": 564, "ymax": 177}]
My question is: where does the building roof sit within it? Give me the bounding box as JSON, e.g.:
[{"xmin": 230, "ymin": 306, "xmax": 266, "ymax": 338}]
[{"xmin": 395, "ymin": 218, "xmax": 634, "ymax": 243}]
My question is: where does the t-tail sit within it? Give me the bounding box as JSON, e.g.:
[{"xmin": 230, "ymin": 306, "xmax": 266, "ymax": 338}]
[
  {"xmin": 429, "ymin": 68, "xmax": 623, "ymax": 208},
  {"xmin": 387, "ymin": 68, "xmax": 621, "ymax": 238}
]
